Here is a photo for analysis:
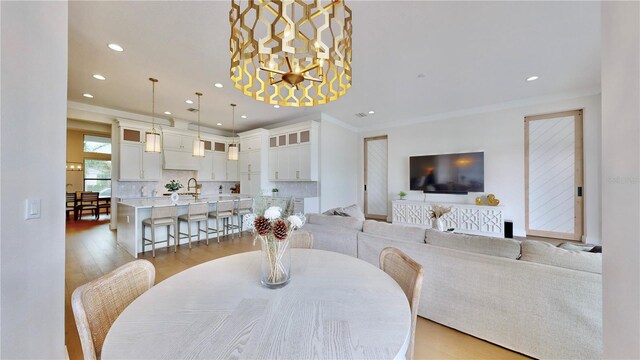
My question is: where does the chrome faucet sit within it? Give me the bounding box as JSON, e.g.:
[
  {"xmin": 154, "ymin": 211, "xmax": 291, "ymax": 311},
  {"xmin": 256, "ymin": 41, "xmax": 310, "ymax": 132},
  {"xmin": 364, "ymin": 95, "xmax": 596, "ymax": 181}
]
[{"xmin": 187, "ymin": 178, "xmax": 201, "ymax": 200}]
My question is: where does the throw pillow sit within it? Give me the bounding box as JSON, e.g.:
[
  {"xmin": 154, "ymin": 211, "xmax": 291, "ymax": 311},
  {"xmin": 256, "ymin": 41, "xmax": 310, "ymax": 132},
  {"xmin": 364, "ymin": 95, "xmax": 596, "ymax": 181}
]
[
  {"xmin": 521, "ymin": 240, "xmax": 601, "ymax": 274},
  {"xmin": 339, "ymin": 204, "xmax": 365, "ymax": 221}
]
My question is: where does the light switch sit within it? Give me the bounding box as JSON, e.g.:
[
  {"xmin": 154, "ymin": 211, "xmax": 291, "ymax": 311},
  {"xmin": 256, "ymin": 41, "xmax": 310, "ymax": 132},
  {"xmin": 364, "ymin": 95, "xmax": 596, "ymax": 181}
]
[{"xmin": 25, "ymin": 198, "xmax": 41, "ymax": 220}]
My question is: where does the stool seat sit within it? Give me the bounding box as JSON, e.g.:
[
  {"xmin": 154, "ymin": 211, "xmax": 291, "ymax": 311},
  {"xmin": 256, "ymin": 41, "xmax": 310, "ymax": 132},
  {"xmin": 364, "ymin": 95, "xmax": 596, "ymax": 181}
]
[
  {"xmin": 143, "ymin": 217, "xmax": 176, "ymax": 226},
  {"xmin": 178, "ymin": 213, "xmax": 208, "ymax": 222}
]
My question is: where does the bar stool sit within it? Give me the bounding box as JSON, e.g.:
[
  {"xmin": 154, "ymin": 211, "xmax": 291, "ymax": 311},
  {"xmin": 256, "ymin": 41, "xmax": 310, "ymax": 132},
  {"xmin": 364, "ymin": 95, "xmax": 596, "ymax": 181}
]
[
  {"xmin": 177, "ymin": 202, "xmax": 210, "ymax": 248},
  {"xmin": 142, "ymin": 205, "xmax": 178, "ymax": 257},
  {"xmin": 234, "ymin": 198, "xmax": 254, "ymax": 236},
  {"xmin": 207, "ymin": 199, "xmax": 236, "ymax": 243}
]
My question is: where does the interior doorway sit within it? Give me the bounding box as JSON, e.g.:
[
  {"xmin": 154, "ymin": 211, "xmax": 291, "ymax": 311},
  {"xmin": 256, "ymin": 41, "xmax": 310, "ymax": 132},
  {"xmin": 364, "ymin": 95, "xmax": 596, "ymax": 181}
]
[
  {"xmin": 364, "ymin": 135, "xmax": 388, "ymax": 220},
  {"xmin": 525, "ymin": 110, "xmax": 584, "ymax": 241}
]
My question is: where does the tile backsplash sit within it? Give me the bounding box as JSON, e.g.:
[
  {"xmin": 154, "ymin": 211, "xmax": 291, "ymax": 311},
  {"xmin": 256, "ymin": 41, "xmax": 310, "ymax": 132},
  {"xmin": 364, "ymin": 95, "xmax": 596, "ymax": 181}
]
[
  {"xmin": 116, "ymin": 170, "xmax": 318, "ymax": 199},
  {"xmin": 116, "ymin": 170, "xmax": 238, "ymax": 198}
]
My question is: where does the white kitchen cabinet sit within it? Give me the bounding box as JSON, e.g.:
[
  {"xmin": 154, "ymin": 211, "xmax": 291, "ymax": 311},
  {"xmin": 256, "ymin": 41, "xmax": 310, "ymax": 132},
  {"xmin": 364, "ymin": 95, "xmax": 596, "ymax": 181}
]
[
  {"xmin": 240, "ymin": 149, "xmax": 261, "ymax": 174},
  {"xmin": 197, "ymin": 152, "xmax": 215, "ymax": 181},
  {"xmin": 240, "ymin": 172, "xmax": 262, "ymax": 195},
  {"xmin": 119, "ymin": 127, "xmax": 162, "ymax": 181},
  {"xmin": 212, "ymin": 152, "xmax": 227, "ymax": 180},
  {"xmin": 227, "ymin": 160, "xmax": 239, "ymax": 181},
  {"xmin": 163, "ymin": 132, "xmax": 195, "ymax": 151},
  {"xmin": 267, "ymin": 121, "xmax": 318, "ymax": 181}
]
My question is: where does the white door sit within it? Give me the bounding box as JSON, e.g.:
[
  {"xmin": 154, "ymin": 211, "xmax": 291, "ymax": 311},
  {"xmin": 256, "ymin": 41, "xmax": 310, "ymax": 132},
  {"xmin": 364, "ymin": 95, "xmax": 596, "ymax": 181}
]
[
  {"xmin": 525, "ymin": 110, "xmax": 583, "ymax": 241},
  {"xmin": 364, "ymin": 136, "xmax": 388, "ymax": 220}
]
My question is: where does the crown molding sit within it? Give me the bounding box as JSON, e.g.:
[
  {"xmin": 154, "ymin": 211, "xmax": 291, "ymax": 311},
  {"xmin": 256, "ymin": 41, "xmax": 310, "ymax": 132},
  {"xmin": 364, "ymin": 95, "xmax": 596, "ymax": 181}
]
[
  {"xmin": 357, "ymin": 87, "xmax": 601, "ymax": 133},
  {"xmin": 320, "ymin": 113, "xmax": 359, "ymax": 132}
]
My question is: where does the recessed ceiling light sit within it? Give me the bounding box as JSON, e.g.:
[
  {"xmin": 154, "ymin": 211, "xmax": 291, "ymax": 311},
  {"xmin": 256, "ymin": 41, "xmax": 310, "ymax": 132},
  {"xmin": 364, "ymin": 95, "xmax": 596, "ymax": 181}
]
[
  {"xmin": 241, "ymin": 115, "xmax": 247, "ymax": 119},
  {"xmin": 185, "ymin": 99, "xmax": 193, "ymax": 104},
  {"xmin": 217, "ymin": 123, "xmax": 222, "ymax": 126},
  {"xmin": 92, "ymin": 74, "xmax": 106, "ymax": 80},
  {"xmin": 274, "ymin": 105, "xmax": 280, "ymax": 109},
  {"xmin": 214, "ymin": 83, "xmax": 223, "ymax": 88},
  {"xmin": 368, "ymin": 110, "xmax": 375, "ymax": 114},
  {"xmin": 83, "ymin": 93, "xmax": 94, "ymax": 98},
  {"xmin": 164, "ymin": 111, "xmax": 172, "ymax": 115},
  {"xmin": 526, "ymin": 75, "xmax": 539, "ymax": 82},
  {"xmin": 107, "ymin": 43, "xmax": 124, "ymax": 52}
]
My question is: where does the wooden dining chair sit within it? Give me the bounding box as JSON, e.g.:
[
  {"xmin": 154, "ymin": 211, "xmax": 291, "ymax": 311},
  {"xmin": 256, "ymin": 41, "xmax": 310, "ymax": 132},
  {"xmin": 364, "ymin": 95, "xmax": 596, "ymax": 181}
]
[
  {"xmin": 71, "ymin": 260, "xmax": 155, "ymax": 360},
  {"xmin": 66, "ymin": 192, "xmax": 77, "ymax": 221},
  {"xmin": 379, "ymin": 247, "xmax": 424, "ymax": 360},
  {"xmin": 289, "ymin": 230, "xmax": 313, "ymax": 249},
  {"xmin": 75, "ymin": 192, "xmax": 99, "ymax": 220}
]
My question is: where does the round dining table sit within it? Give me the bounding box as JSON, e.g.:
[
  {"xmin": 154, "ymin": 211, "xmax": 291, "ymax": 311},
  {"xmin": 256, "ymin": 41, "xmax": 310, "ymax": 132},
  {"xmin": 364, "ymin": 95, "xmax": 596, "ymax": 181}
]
[{"xmin": 102, "ymin": 249, "xmax": 411, "ymax": 359}]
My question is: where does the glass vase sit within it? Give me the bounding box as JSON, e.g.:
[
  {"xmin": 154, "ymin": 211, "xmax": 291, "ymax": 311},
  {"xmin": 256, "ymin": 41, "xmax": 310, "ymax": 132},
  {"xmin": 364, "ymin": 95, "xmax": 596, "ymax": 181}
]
[{"xmin": 260, "ymin": 236, "xmax": 291, "ymax": 289}]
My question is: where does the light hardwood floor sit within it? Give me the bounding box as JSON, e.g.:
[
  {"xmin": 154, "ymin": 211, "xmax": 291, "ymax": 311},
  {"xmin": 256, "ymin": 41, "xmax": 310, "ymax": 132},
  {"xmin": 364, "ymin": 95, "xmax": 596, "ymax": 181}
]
[{"xmin": 65, "ymin": 217, "xmax": 528, "ymax": 360}]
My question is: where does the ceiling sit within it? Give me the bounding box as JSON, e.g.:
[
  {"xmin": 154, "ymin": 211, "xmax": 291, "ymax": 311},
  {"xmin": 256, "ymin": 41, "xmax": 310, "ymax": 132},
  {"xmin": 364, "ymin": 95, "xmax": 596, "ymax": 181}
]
[{"xmin": 68, "ymin": 1, "xmax": 601, "ymax": 132}]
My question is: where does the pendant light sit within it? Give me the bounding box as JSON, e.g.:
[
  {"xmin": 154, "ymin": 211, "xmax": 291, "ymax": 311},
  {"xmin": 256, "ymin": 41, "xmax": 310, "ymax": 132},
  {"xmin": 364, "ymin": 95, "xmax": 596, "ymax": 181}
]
[
  {"xmin": 192, "ymin": 92, "xmax": 206, "ymax": 157},
  {"xmin": 227, "ymin": 103, "xmax": 239, "ymax": 161},
  {"xmin": 144, "ymin": 78, "xmax": 161, "ymax": 152}
]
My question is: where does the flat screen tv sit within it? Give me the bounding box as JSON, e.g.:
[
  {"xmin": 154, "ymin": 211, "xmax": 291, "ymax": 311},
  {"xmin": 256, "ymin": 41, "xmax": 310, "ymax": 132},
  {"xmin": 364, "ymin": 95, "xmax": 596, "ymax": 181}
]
[{"xmin": 409, "ymin": 152, "xmax": 484, "ymax": 194}]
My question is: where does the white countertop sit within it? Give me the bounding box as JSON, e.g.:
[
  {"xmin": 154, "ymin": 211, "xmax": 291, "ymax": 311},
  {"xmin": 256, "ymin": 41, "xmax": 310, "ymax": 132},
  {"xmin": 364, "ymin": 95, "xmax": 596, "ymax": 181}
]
[{"xmin": 118, "ymin": 194, "xmax": 252, "ymax": 209}]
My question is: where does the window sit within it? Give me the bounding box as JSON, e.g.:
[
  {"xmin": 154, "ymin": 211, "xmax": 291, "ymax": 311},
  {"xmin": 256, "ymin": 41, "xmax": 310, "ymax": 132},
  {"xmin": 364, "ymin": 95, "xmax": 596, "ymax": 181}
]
[
  {"xmin": 83, "ymin": 135, "xmax": 112, "ymax": 154},
  {"xmin": 84, "ymin": 159, "xmax": 111, "ymax": 197}
]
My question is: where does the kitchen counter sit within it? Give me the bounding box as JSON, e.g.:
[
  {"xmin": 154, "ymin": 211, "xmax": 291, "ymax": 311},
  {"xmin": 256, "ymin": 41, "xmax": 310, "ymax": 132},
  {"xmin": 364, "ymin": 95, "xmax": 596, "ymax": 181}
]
[
  {"xmin": 118, "ymin": 194, "xmax": 251, "ymax": 209},
  {"xmin": 117, "ymin": 194, "xmax": 253, "ymax": 258}
]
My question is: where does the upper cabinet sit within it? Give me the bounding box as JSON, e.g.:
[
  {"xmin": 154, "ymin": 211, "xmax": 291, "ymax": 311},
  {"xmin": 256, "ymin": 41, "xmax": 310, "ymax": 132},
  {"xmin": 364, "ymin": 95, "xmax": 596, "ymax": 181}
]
[
  {"xmin": 197, "ymin": 138, "xmax": 234, "ymax": 182},
  {"xmin": 118, "ymin": 124, "xmax": 162, "ymax": 181},
  {"xmin": 268, "ymin": 121, "xmax": 318, "ymax": 181}
]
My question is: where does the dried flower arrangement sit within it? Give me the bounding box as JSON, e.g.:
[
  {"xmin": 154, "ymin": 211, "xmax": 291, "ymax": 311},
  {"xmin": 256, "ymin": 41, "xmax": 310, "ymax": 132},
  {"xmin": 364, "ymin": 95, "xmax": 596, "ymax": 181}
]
[{"xmin": 428, "ymin": 204, "xmax": 452, "ymax": 220}]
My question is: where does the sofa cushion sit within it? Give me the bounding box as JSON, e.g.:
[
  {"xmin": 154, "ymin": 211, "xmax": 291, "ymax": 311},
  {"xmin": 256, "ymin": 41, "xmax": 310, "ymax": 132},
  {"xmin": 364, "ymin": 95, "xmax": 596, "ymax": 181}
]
[
  {"xmin": 362, "ymin": 220, "xmax": 426, "ymax": 243},
  {"xmin": 521, "ymin": 240, "xmax": 602, "ymax": 274},
  {"xmin": 306, "ymin": 213, "xmax": 364, "ymax": 231},
  {"xmin": 424, "ymin": 229, "xmax": 521, "ymax": 259}
]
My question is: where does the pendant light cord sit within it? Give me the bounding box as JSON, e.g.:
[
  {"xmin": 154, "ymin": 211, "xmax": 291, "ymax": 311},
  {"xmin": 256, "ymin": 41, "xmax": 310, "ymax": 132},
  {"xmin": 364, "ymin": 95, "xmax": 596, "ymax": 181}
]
[
  {"xmin": 196, "ymin": 92, "xmax": 203, "ymax": 140},
  {"xmin": 149, "ymin": 78, "xmax": 158, "ymax": 133}
]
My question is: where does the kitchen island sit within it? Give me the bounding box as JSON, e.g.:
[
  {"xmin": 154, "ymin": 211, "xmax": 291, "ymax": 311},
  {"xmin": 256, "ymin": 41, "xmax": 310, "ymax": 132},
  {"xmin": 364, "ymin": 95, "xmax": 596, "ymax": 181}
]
[{"xmin": 117, "ymin": 195, "xmax": 253, "ymax": 258}]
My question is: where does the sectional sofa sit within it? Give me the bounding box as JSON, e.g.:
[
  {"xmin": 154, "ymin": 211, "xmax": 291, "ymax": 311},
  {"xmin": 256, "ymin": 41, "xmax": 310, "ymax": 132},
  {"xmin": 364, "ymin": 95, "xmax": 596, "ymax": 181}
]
[{"xmin": 302, "ymin": 213, "xmax": 602, "ymax": 359}]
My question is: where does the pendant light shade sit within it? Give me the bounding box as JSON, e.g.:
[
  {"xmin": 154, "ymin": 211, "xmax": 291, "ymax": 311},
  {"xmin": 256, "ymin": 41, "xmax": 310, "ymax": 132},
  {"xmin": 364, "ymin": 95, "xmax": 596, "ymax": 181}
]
[
  {"xmin": 192, "ymin": 92, "xmax": 206, "ymax": 157},
  {"xmin": 228, "ymin": 143, "xmax": 239, "ymax": 161},
  {"xmin": 228, "ymin": 103, "xmax": 238, "ymax": 161},
  {"xmin": 145, "ymin": 78, "xmax": 162, "ymax": 153}
]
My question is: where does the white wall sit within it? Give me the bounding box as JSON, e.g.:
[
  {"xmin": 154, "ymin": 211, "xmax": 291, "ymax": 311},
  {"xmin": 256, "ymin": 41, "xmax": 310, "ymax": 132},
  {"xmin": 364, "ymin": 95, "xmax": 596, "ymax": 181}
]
[
  {"xmin": 359, "ymin": 94, "xmax": 601, "ymax": 243},
  {"xmin": 319, "ymin": 114, "xmax": 359, "ymax": 212},
  {"xmin": 1, "ymin": 2, "xmax": 68, "ymax": 358},
  {"xmin": 602, "ymin": 2, "xmax": 640, "ymax": 358}
]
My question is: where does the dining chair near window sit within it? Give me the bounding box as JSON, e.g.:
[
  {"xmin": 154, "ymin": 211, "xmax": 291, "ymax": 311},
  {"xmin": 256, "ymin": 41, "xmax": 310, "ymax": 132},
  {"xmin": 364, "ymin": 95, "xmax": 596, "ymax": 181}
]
[
  {"xmin": 178, "ymin": 202, "xmax": 209, "ymax": 248},
  {"xmin": 97, "ymin": 197, "xmax": 111, "ymax": 219},
  {"xmin": 379, "ymin": 247, "xmax": 424, "ymax": 360},
  {"xmin": 289, "ymin": 229, "xmax": 313, "ymax": 249},
  {"xmin": 66, "ymin": 192, "xmax": 77, "ymax": 221},
  {"xmin": 71, "ymin": 260, "xmax": 155, "ymax": 360},
  {"xmin": 75, "ymin": 192, "xmax": 99, "ymax": 220}
]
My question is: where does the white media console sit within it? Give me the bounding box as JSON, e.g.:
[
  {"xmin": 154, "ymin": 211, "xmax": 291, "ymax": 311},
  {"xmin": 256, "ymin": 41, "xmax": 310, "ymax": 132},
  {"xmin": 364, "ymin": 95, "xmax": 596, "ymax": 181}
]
[{"xmin": 392, "ymin": 200, "xmax": 505, "ymax": 238}]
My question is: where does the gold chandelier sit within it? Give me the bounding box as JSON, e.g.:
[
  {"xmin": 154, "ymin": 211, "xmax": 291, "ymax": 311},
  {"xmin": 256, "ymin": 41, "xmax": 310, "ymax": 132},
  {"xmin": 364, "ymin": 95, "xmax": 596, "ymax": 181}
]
[{"xmin": 230, "ymin": 0, "xmax": 352, "ymax": 107}]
